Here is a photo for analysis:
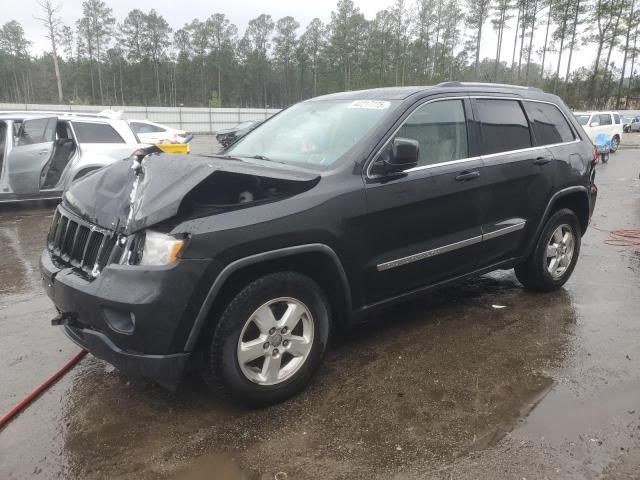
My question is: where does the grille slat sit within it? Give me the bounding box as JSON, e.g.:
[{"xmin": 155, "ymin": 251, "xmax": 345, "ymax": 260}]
[{"xmin": 47, "ymin": 208, "xmax": 116, "ymax": 278}]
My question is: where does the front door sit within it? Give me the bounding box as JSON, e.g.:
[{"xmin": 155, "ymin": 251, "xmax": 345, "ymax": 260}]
[
  {"xmin": 360, "ymin": 97, "xmax": 485, "ymax": 304},
  {"xmin": 7, "ymin": 117, "xmax": 57, "ymax": 195}
]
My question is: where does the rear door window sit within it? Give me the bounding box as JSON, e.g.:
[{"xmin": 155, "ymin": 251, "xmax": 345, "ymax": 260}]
[
  {"xmin": 72, "ymin": 122, "xmax": 124, "ymax": 143},
  {"xmin": 523, "ymin": 101, "xmax": 575, "ymax": 145},
  {"xmin": 599, "ymin": 114, "xmax": 613, "ymax": 126},
  {"xmin": 476, "ymin": 99, "xmax": 532, "ymax": 155}
]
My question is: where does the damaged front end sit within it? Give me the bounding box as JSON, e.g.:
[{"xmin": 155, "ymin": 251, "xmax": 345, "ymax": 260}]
[
  {"xmin": 56, "ymin": 147, "xmax": 320, "ymax": 275},
  {"xmin": 40, "ymin": 148, "xmax": 321, "ymax": 389}
]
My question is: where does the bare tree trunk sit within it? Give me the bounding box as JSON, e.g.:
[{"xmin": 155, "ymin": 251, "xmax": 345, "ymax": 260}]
[
  {"xmin": 525, "ymin": 5, "xmax": 538, "ymax": 83},
  {"xmin": 217, "ymin": 67, "xmax": 222, "ymax": 106},
  {"xmin": 627, "ymin": 25, "xmax": 639, "ymax": 107},
  {"xmin": 517, "ymin": 0, "xmax": 527, "ymax": 81},
  {"xmin": 617, "ymin": 0, "xmax": 635, "ymax": 108},
  {"xmin": 511, "ymin": 7, "xmax": 521, "ymax": 74},
  {"xmin": 540, "ymin": 5, "xmax": 552, "ymax": 79},
  {"xmin": 554, "ymin": 23, "xmax": 568, "ymax": 93},
  {"xmin": 97, "ymin": 39, "xmax": 105, "ymax": 104},
  {"xmin": 601, "ymin": 2, "xmax": 624, "ymax": 105},
  {"xmin": 564, "ymin": 0, "xmax": 581, "ymax": 88}
]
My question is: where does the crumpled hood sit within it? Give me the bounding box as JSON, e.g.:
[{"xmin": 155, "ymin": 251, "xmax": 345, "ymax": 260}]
[{"xmin": 63, "ymin": 153, "xmax": 320, "ymax": 235}]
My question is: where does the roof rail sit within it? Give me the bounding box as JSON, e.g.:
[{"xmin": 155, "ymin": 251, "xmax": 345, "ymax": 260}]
[
  {"xmin": 0, "ymin": 110, "xmax": 107, "ymax": 118},
  {"xmin": 436, "ymin": 81, "xmax": 542, "ymax": 92}
]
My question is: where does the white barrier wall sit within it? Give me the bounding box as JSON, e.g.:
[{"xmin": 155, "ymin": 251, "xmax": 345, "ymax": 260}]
[{"xmin": 0, "ymin": 103, "xmax": 281, "ymax": 134}]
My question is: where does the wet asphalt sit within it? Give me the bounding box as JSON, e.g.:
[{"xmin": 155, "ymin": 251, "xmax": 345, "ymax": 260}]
[{"xmin": 1, "ymin": 137, "xmax": 639, "ymax": 479}]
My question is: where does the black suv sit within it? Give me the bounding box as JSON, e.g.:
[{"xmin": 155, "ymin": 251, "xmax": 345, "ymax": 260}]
[{"xmin": 40, "ymin": 83, "xmax": 597, "ymax": 406}]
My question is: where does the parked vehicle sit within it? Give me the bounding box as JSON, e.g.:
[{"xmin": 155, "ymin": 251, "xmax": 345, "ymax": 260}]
[
  {"xmin": 573, "ymin": 111, "xmax": 623, "ymax": 152},
  {"xmin": 129, "ymin": 119, "xmax": 193, "ymax": 144},
  {"xmin": 215, "ymin": 120, "xmax": 262, "ymax": 148},
  {"xmin": 623, "ymin": 115, "xmax": 640, "ymax": 132},
  {"xmin": 41, "ymin": 83, "xmax": 597, "ymax": 407},
  {"xmin": 0, "ymin": 112, "xmax": 143, "ymax": 203}
]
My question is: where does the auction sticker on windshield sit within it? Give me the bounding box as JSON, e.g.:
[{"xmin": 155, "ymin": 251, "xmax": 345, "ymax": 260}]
[{"xmin": 348, "ymin": 100, "xmax": 390, "ymax": 110}]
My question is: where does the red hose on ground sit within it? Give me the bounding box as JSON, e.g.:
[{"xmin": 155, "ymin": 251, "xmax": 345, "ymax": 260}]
[
  {"xmin": 592, "ymin": 225, "xmax": 640, "ymax": 246},
  {"xmin": 0, "ymin": 349, "xmax": 87, "ymax": 430}
]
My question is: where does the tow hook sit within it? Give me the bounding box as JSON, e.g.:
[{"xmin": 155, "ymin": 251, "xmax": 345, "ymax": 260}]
[{"xmin": 51, "ymin": 311, "xmax": 78, "ymax": 327}]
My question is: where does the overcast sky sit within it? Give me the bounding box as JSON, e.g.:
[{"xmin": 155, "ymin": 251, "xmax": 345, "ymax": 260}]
[{"xmin": 5, "ymin": 0, "xmax": 627, "ymax": 80}]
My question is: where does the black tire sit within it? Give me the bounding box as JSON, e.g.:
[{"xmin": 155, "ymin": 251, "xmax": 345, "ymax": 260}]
[
  {"xmin": 610, "ymin": 135, "xmax": 620, "ymax": 153},
  {"xmin": 202, "ymin": 272, "xmax": 331, "ymax": 407},
  {"xmin": 515, "ymin": 208, "xmax": 581, "ymax": 292}
]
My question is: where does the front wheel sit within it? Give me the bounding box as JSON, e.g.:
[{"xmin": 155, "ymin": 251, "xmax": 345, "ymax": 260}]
[
  {"xmin": 203, "ymin": 272, "xmax": 331, "ymax": 407},
  {"xmin": 515, "ymin": 208, "xmax": 581, "ymax": 292}
]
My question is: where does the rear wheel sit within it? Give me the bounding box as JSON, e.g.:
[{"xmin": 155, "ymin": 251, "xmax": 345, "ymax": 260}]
[
  {"xmin": 203, "ymin": 272, "xmax": 331, "ymax": 407},
  {"xmin": 515, "ymin": 208, "xmax": 581, "ymax": 292},
  {"xmin": 610, "ymin": 135, "xmax": 620, "ymax": 153}
]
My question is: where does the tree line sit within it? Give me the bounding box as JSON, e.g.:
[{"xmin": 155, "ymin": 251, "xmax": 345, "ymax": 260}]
[{"xmin": 1, "ymin": 0, "xmax": 639, "ymax": 110}]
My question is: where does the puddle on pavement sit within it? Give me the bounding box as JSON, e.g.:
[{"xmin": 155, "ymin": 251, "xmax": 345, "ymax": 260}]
[{"xmin": 167, "ymin": 453, "xmax": 248, "ymax": 480}]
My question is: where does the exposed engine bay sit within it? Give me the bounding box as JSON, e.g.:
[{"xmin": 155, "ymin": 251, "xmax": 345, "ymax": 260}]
[
  {"xmin": 180, "ymin": 170, "xmax": 317, "ymax": 216},
  {"xmin": 63, "ymin": 151, "xmax": 320, "ymax": 235}
]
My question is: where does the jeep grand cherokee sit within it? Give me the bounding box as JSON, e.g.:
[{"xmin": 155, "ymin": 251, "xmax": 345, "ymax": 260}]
[{"xmin": 40, "ymin": 82, "xmax": 597, "ymax": 406}]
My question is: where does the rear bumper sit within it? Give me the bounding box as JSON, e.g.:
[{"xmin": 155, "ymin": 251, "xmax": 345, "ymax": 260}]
[{"xmin": 40, "ymin": 248, "xmax": 212, "ymax": 389}]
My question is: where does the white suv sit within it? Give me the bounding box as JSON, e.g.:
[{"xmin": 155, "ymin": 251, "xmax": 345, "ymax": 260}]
[{"xmin": 573, "ymin": 111, "xmax": 623, "ymax": 152}]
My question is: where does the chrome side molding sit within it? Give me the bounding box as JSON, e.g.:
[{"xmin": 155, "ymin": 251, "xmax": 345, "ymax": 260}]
[{"xmin": 376, "ymin": 221, "xmax": 526, "ymax": 272}]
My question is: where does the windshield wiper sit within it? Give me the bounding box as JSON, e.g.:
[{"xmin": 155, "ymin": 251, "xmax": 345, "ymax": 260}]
[{"xmin": 233, "ymin": 154, "xmax": 286, "ymax": 164}]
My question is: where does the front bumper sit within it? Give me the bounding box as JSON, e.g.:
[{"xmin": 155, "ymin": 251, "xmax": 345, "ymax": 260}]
[{"xmin": 40, "ymin": 248, "xmax": 212, "ymax": 389}]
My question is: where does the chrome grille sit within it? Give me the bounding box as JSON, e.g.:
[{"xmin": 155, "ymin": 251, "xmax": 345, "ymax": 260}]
[{"xmin": 48, "ymin": 208, "xmax": 117, "ymax": 277}]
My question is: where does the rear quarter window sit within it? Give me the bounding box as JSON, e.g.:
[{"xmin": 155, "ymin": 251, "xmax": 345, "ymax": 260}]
[
  {"xmin": 614, "ymin": 113, "xmax": 621, "ymax": 124},
  {"xmin": 72, "ymin": 122, "xmax": 125, "ymax": 143},
  {"xmin": 523, "ymin": 102, "xmax": 575, "ymax": 145},
  {"xmin": 476, "ymin": 99, "xmax": 532, "ymax": 155}
]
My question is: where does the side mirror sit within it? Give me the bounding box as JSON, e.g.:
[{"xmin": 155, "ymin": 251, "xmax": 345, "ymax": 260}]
[
  {"xmin": 590, "ymin": 121, "xmax": 600, "ymax": 127},
  {"xmin": 384, "ymin": 137, "xmax": 419, "ymax": 173}
]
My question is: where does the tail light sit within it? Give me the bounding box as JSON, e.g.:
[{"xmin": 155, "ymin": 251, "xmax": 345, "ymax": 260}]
[{"xmin": 592, "ymin": 146, "xmax": 598, "ymax": 165}]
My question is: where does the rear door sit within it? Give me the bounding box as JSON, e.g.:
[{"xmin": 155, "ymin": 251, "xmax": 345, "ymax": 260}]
[
  {"xmin": 7, "ymin": 117, "xmax": 57, "ymax": 194},
  {"xmin": 473, "ymin": 98, "xmax": 553, "ymax": 265},
  {"xmin": 361, "ymin": 97, "xmax": 485, "ymax": 303},
  {"xmin": 600, "ymin": 113, "xmax": 615, "ymax": 139}
]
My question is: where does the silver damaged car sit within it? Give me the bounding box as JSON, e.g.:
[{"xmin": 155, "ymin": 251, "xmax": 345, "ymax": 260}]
[{"xmin": 0, "ymin": 112, "xmax": 144, "ymax": 203}]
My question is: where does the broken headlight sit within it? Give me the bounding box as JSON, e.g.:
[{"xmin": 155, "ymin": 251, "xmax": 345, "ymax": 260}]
[{"xmin": 137, "ymin": 230, "xmax": 184, "ymax": 266}]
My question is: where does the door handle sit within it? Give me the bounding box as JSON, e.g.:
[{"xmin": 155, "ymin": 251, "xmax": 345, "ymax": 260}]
[
  {"xmin": 533, "ymin": 156, "xmax": 552, "ymax": 165},
  {"xmin": 455, "ymin": 170, "xmax": 480, "ymax": 181},
  {"xmin": 37, "ymin": 149, "xmax": 49, "ymax": 156}
]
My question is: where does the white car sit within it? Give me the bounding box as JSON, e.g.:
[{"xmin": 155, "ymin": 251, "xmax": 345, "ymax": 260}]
[
  {"xmin": 573, "ymin": 111, "xmax": 623, "ymax": 152},
  {"xmin": 128, "ymin": 119, "xmax": 193, "ymax": 144}
]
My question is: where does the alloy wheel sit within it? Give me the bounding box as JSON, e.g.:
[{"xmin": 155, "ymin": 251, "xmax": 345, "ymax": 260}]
[
  {"xmin": 546, "ymin": 224, "xmax": 575, "ymax": 280},
  {"xmin": 236, "ymin": 297, "xmax": 314, "ymax": 385}
]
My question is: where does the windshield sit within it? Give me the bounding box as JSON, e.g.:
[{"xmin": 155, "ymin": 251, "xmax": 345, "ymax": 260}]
[
  {"xmin": 227, "ymin": 99, "xmax": 398, "ymax": 167},
  {"xmin": 574, "ymin": 114, "xmax": 590, "ymax": 126}
]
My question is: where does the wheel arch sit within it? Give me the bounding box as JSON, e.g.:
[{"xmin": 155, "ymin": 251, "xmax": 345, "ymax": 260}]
[
  {"xmin": 548, "ymin": 189, "xmax": 590, "ymax": 235},
  {"xmin": 522, "ymin": 186, "xmax": 590, "ymax": 260},
  {"xmin": 184, "ymin": 244, "xmax": 353, "ymax": 351}
]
